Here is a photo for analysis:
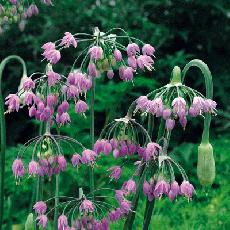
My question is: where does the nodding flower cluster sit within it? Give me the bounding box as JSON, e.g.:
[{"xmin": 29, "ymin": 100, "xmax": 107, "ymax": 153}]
[
  {"xmin": 5, "ymin": 66, "xmax": 91, "ymax": 125},
  {"xmin": 41, "ymin": 28, "xmax": 155, "ymax": 82},
  {"xmin": 94, "ymin": 139, "xmax": 162, "ymax": 163},
  {"xmin": 33, "ymin": 193, "xmax": 132, "ymax": 230},
  {"xmin": 143, "ymin": 179, "xmax": 194, "ymax": 202},
  {"xmin": 12, "ymin": 155, "xmax": 67, "ymax": 183},
  {"xmin": 136, "ymin": 95, "xmax": 217, "ymax": 130},
  {"xmin": 0, "ymin": 1, "xmax": 52, "ymax": 33}
]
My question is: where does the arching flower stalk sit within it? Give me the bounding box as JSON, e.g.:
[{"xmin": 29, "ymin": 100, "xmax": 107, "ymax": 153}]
[
  {"xmin": 0, "ymin": 0, "xmax": 52, "ymax": 33},
  {"xmin": 32, "ymin": 187, "xmax": 133, "ymax": 230}
]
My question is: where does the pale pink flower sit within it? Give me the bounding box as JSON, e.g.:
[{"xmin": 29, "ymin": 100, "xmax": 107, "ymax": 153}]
[
  {"xmin": 114, "ymin": 49, "xmax": 122, "ymax": 61},
  {"xmin": 33, "ymin": 201, "xmax": 47, "ymax": 214},
  {"xmin": 142, "ymin": 44, "xmax": 155, "ymax": 56},
  {"xmin": 60, "ymin": 32, "xmax": 77, "ymax": 48},
  {"xmin": 23, "ymin": 77, "xmax": 35, "ymax": 91},
  {"xmin": 89, "ymin": 46, "xmax": 103, "ymax": 60},
  {"xmin": 79, "ymin": 199, "xmax": 94, "ymax": 213},
  {"xmin": 28, "ymin": 160, "xmax": 38, "ymax": 176},
  {"xmin": 47, "ymin": 70, "xmax": 61, "ymax": 86},
  {"xmin": 36, "ymin": 215, "xmax": 48, "ymax": 228},
  {"xmin": 5, "ymin": 94, "xmax": 20, "ymax": 112},
  {"xmin": 127, "ymin": 43, "xmax": 140, "ymax": 56}
]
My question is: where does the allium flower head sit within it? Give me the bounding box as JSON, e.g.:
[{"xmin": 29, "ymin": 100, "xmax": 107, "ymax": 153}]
[
  {"xmin": 154, "ymin": 180, "xmax": 170, "ymax": 198},
  {"xmin": 60, "ymin": 32, "xmax": 77, "ymax": 48},
  {"xmin": 79, "ymin": 199, "xmax": 94, "ymax": 213},
  {"xmin": 42, "ymin": 46, "xmax": 61, "ymax": 64},
  {"xmin": 33, "ymin": 201, "xmax": 47, "ymax": 215}
]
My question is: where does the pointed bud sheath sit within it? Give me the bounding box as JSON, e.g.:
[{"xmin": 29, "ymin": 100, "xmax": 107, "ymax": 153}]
[
  {"xmin": 197, "ymin": 142, "xmax": 215, "ymax": 186},
  {"xmin": 170, "ymin": 66, "xmax": 182, "ymax": 85},
  {"xmin": 25, "ymin": 213, "xmax": 34, "ymax": 230}
]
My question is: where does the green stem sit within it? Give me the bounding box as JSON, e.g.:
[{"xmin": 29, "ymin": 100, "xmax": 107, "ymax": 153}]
[
  {"xmin": 182, "ymin": 59, "xmax": 213, "ymax": 144},
  {"xmin": 90, "ymin": 77, "xmax": 95, "ymax": 198},
  {"xmin": 54, "ymin": 174, "xmax": 59, "ymax": 229},
  {"xmin": 0, "ymin": 55, "xmax": 27, "ymax": 230},
  {"xmin": 143, "ymin": 119, "xmax": 165, "ymax": 230},
  {"xmin": 123, "ymin": 115, "xmax": 153, "ymax": 230}
]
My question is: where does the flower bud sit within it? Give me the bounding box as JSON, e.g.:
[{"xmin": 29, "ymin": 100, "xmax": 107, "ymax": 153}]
[{"xmin": 197, "ymin": 142, "xmax": 215, "ymax": 186}]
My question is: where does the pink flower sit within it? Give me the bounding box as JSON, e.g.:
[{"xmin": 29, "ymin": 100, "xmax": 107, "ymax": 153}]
[
  {"xmin": 103, "ymin": 141, "xmax": 112, "ymax": 155},
  {"xmin": 120, "ymin": 200, "xmax": 131, "ymax": 214},
  {"xmin": 136, "ymin": 96, "xmax": 149, "ymax": 112},
  {"xmin": 24, "ymin": 92, "xmax": 35, "ymax": 106},
  {"xmin": 57, "ymin": 155, "xmax": 67, "ymax": 171},
  {"xmin": 88, "ymin": 63, "xmax": 98, "ymax": 78},
  {"xmin": 36, "ymin": 215, "xmax": 48, "ymax": 228},
  {"xmin": 168, "ymin": 181, "xmax": 180, "ymax": 201},
  {"xmin": 28, "ymin": 160, "xmax": 38, "ymax": 176},
  {"xmin": 47, "ymin": 70, "xmax": 61, "ymax": 86},
  {"xmin": 148, "ymin": 98, "xmax": 164, "ymax": 117},
  {"xmin": 180, "ymin": 181, "xmax": 194, "ymax": 198},
  {"xmin": 66, "ymin": 85, "xmax": 79, "ymax": 98},
  {"xmin": 57, "ymin": 101, "xmax": 69, "ymax": 114},
  {"xmin": 29, "ymin": 106, "xmax": 36, "ymax": 117},
  {"xmin": 42, "ymin": 42, "xmax": 55, "ymax": 51},
  {"xmin": 42, "ymin": 0, "xmax": 53, "ymax": 5},
  {"xmin": 143, "ymin": 142, "xmax": 161, "ymax": 161},
  {"xmin": 33, "ymin": 201, "xmax": 47, "ymax": 214},
  {"xmin": 123, "ymin": 179, "xmax": 136, "ymax": 193},
  {"xmin": 142, "ymin": 44, "xmax": 155, "ymax": 56},
  {"xmin": 115, "ymin": 190, "xmax": 126, "ymax": 203},
  {"xmin": 56, "ymin": 112, "xmax": 71, "ymax": 125},
  {"xmin": 107, "ymin": 70, "xmax": 114, "ymax": 79},
  {"xmin": 71, "ymin": 154, "xmax": 81, "ymax": 167},
  {"xmin": 12, "ymin": 158, "xmax": 24, "ymax": 179},
  {"xmin": 165, "ymin": 119, "xmax": 175, "ymax": 131},
  {"xmin": 26, "ymin": 4, "xmax": 39, "ymax": 17},
  {"xmin": 137, "ymin": 55, "xmax": 154, "ymax": 70},
  {"xmin": 47, "ymin": 94, "xmax": 57, "ymax": 107},
  {"xmin": 5, "ymin": 94, "xmax": 20, "ymax": 112},
  {"xmin": 109, "ymin": 208, "xmax": 122, "ymax": 222},
  {"xmin": 75, "ymin": 100, "xmax": 88, "ymax": 114},
  {"xmin": 162, "ymin": 109, "xmax": 171, "ymax": 120},
  {"xmin": 154, "ymin": 180, "xmax": 170, "ymax": 198},
  {"xmin": 58, "ymin": 215, "xmax": 68, "ymax": 230},
  {"xmin": 23, "ymin": 77, "xmax": 35, "ymax": 91},
  {"xmin": 108, "ymin": 166, "xmax": 122, "ymax": 180},
  {"xmin": 9, "ymin": 0, "xmax": 17, "ymax": 5},
  {"xmin": 60, "ymin": 32, "xmax": 77, "ymax": 48},
  {"xmin": 128, "ymin": 56, "xmax": 137, "ymax": 69},
  {"xmin": 89, "ymin": 46, "xmax": 103, "ymax": 60},
  {"xmin": 127, "ymin": 43, "xmax": 140, "ymax": 56},
  {"xmin": 93, "ymin": 139, "xmax": 105, "ymax": 154},
  {"xmin": 203, "ymin": 99, "xmax": 217, "ymax": 113},
  {"xmin": 123, "ymin": 67, "xmax": 134, "ymax": 81},
  {"xmin": 143, "ymin": 180, "xmax": 150, "ymax": 196},
  {"xmin": 172, "ymin": 97, "xmax": 186, "ymax": 116},
  {"xmin": 114, "ymin": 49, "xmax": 122, "ymax": 61},
  {"xmin": 79, "ymin": 199, "xmax": 94, "ymax": 213},
  {"xmin": 43, "ymin": 48, "xmax": 61, "ymax": 64},
  {"xmin": 81, "ymin": 149, "xmax": 97, "ymax": 164}
]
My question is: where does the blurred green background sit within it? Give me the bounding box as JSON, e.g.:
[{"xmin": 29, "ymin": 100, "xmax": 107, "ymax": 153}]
[{"xmin": 1, "ymin": 0, "xmax": 230, "ymax": 229}]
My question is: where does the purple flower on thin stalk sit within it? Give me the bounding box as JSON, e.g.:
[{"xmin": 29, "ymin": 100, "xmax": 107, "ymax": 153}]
[
  {"xmin": 115, "ymin": 190, "xmax": 126, "ymax": 203},
  {"xmin": 165, "ymin": 118, "xmax": 175, "ymax": 131},
  {"xmin": 109, "ymin": 208, "xmax": 122, "ymax": 222},
  {"xmin": 136, "ymin": 96, "xmax": 149, "ymax": 112},
  {"xmin": 123, "ymin": 179, "xmax": 136, "ymax": 193},
  {"xmin": 114, "ymin": 49, "xmax": 122, "ymax": 61},
  {"xmin": 142, "ymin": 44, "xmax": 155, "ymax": 56},
  {"xmin": 180, "ymin": 181, "xmax": 194, "ymax": 199},
  {"xmin": 88, "ymin": 63, "xmax": 98, "ymax": 78},
  {"xmin": 89, "ymin": 46, "xmax": 103, "ymax": 60},
  {"xmin": 57, "ymin": 155, "xmax": 67, "ymax": 171},
  {"xmin": 12, "ymin": 158, "xmax": 25, "ymax": 179},
  {"xmin": 71, "ymin": 153, "xmax": 81, "ymax": 167},
  {"xmin": 168, "ymin": 181, "xmax": 180, "ymax": 201},
  {"xmin": 23, "ymin": 77, "xmax": 35, "ymax": 91},
  {"xmin": 137, "ymin": 55, "xmax": 154, "ymax": 70},
  {"xmin": 79, "ymin": 199, "xmax": 94, "ymax": 213},
  {"xmin": 24, "ymin": 92, "xmax": 35, "ymax": 106},
  {"xmin": 120, "ymin": 200, "xmax": 131, "ymax": 214},
  {"xmin": 107, "ymin": 70, "xmax": 114, "ymax": 79},
  {"xmin": 75, "ymin": 100, "xmax": 88, "ymax": 114},
  {"xmin": 108, "ymin": 166, "xmax": 122, "ymax": 180},
  {"xmin": 81, "ymin": 149, "xmax": 97, "ymax": 164},
  {"xmin": 58, "ymin": 214, "xmax": 68, "ymax": 230},
  {"xmin": 33, "ymin": 201, "xmax": 47, "ymax": 215},
  {"xmin": 103, "ymin": 141, "xmax": 112, "ymax": 155},
  {"xmin": 5, "ymin": 94, "xmax": 20, "ymax": 112},
  {"xmin": 47, "ymin": 70, "xmax": 61, "ymax": 86},
  {"xmin": 36, "ymin": 215, "xmax": 48, "ymax": 229},
  {"xmin": 128, "ymin": 56, "xmax": 137, "ymax": 69},
  {"xmin": 60, "ymin": 32, "xmax": 77, "ymax": 48},
  {"xmin": 144, "ymin": 142, "xmax": 161, "ymax": 161},
  {"xmin": 28, "ymin": 160, "xmax": 38, "ymax": 176},
  {"xmin": 127, "ymin": 43, "xmax": 140, "ymax": 56},
  {"xmin": 154, "ymin": 180, "xmax": 170, "ymax": 198},
  {"xmin": 123, "ymin": 67, "xmax": 134, "ymax": 81}
]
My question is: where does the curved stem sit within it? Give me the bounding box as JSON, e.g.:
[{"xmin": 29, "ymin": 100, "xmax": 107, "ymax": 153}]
[
  {"xmin": 90, "ymin": 77, "xmax": 96, "ymax": 199},
  {"xmin": 182, "ymin": 59, "xmax": 213, "ymax": 144},
  {"xmin": 0, "ymin": 55, "xmax": 27, "ymax": 230}
]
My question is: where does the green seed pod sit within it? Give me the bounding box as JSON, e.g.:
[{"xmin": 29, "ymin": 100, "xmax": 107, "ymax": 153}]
[
  {"xmin": 24, "ymin": 213, "xmax": 34, "ymax": 230},
  {"xmin": 197, "ymin": 142, "xmax": 215, "ymax": 186}
]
